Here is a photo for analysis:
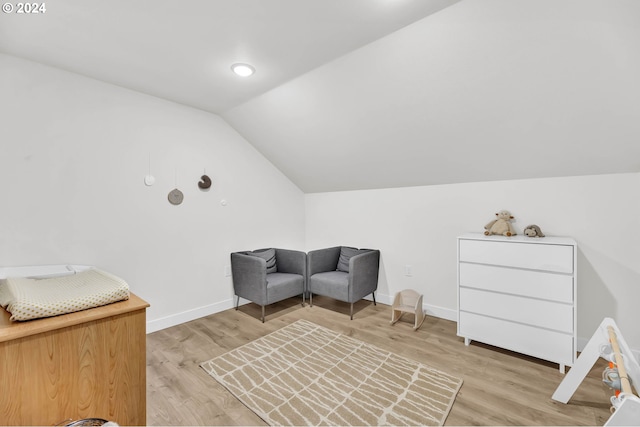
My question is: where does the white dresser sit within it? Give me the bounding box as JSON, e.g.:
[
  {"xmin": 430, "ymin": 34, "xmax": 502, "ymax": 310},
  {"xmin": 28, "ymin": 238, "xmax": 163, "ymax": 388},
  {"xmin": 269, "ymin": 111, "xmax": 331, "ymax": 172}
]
[{"xmin": 457, "ymin": 233, "xmax": 577, "ymax": 372}]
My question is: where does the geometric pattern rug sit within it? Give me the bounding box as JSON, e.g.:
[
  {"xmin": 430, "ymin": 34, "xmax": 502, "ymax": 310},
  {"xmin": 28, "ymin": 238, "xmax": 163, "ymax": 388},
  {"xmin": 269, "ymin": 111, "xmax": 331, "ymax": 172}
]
[{"xmin": 200, "ymin": 319, "xmax": 463, "ymax": 426}]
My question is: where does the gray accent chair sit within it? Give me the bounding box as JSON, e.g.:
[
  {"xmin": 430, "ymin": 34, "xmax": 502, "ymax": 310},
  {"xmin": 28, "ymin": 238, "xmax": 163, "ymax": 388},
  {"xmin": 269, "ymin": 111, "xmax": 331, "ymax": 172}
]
[
  {"xmin": 231, "ymin": 248, "xmax": 306, "ymax": 322},
  {"xmin": 307, "ymin": 246, "xmax": 380, "ymax": 320}
]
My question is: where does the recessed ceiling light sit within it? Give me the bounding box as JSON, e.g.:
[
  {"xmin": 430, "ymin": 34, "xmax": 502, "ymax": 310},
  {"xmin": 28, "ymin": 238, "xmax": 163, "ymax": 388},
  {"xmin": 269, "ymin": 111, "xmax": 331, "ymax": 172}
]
[{"xmin": 231, "ymin": 63, "xmax": 255, "ymax": 77}]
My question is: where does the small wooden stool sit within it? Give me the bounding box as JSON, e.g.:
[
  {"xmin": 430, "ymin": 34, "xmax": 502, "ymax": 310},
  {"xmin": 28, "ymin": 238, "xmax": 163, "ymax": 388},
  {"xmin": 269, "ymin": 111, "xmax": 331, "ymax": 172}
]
[{"xmin": 390, "ymin": 289, "xmax": 425, "ymax": 331}]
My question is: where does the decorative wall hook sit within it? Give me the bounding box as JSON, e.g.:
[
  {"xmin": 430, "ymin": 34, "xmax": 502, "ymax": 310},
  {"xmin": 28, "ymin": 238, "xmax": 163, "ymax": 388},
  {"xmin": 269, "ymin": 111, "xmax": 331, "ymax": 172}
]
[
  {"xmin": 198, "ymin": 174, "xmax": 212, "ymax": 190},
  {"xmin": 168, "ymin": 188, "xmax": 184, "ymax": 205},
  {"xmin": 144, "ymin": 153, "xmax": 155, "ymax": 186},
  {"xmin": 167, "ymin": 167, "xmax": 183, "ymax": 205}
]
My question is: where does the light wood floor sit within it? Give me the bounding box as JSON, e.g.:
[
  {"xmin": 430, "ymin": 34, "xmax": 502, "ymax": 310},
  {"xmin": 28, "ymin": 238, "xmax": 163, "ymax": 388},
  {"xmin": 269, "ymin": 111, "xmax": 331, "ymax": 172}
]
[{"xmin": 147, "ymin": 296, "xmax": 612, "ymax": 426}]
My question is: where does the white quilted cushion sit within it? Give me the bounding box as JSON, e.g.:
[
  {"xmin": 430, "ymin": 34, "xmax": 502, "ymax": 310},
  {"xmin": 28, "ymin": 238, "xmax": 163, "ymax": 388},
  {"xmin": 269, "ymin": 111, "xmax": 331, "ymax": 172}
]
[{"xmin": 0, "ymin": 268, "xmax": 130, "ymax": 321}]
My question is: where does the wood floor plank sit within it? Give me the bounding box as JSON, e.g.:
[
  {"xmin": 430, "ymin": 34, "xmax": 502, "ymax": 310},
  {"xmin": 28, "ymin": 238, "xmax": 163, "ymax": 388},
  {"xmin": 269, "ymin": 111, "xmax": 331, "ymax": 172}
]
[{"xmin": 146, "ymin": 296, "xmax": 613, "ymax": 426}]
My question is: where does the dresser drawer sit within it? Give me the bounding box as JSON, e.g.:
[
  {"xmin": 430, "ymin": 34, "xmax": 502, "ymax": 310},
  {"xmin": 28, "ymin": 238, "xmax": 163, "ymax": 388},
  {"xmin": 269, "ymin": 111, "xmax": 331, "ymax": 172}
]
[
  {"xmin": 459, "ymin": 287, "xmax": 573, "ymax": 333},
  {"xmin": 459, "ymin": 239, "xmax": 573, "ymax": 273},
  {"xmin": 458, "ymin": 311, "xmax": 575, "ymax": 365},
  {"xmin": 459, "ymin": 263, "xmax": 573, "ymax": 303}
]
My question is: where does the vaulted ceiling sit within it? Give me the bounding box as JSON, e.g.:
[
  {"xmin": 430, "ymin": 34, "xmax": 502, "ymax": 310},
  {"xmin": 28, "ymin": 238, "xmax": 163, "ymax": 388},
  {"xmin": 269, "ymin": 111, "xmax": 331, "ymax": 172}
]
[{"xmin": 2, "ymin": 0, "xmax": 639, "ymax": 192}]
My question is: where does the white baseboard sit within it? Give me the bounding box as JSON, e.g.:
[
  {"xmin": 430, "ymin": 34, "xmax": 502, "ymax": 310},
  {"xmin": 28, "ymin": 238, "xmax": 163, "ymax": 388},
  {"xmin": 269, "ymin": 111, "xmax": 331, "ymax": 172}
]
[
  {"xmin": 424, "ymin": 304, "xmax": 458, "ymax": 322},
  {"xmin": 146, "ymin": 298, "xmax": 235, "ymax": 334},
  {"xmin": 360, "ymin": 292, "xmax": 459, "ymax": 321},
  {"xmin": 363, "ymin": 292, "xmax": 391, "ymax": 305},
  {"xmin": 150, "ymin": 293, "xmax": 457, "ymax": 334}
]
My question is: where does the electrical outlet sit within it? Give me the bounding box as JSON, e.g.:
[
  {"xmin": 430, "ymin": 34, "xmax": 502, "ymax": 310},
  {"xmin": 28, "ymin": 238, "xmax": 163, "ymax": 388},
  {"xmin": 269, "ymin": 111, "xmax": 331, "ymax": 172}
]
[
  {"xmin": 224, "ymin": 265, "xmax": 231, "ymax": 277},
  {"xmin": 404, "ymin": 265, "xmax": 412, "ymax": 277}
]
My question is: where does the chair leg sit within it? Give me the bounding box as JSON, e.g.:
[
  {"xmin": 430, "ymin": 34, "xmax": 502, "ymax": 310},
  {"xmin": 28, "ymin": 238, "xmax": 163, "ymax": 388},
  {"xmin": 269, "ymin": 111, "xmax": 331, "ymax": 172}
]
[
  {"xmin": 372, "ymin": 292, "xmax": 376, "ymax": 306},
  {"xmin": 310, "ymin": 292, "xmax": 313, "ymax": 307},
  {"xmin": 235, "ymin": 295, "xmax": 239, "ymax": 310},
  {"xmin": 302, "ymin": 291, "xmax": 305, "ymax": 306},
  {"xmin": 261, "ymin": 305, "xmax": 265, "ymax": 323},
  {"xmin": 350, "ymin": 303, "xmax": 354, "ymax": 320}
]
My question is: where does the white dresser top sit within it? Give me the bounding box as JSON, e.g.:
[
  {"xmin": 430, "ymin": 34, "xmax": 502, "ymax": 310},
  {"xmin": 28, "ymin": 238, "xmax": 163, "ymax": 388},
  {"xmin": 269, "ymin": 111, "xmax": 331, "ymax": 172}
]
[{"xmin": 458, "ymin": 232, "xmax": 576, "ymax": 246}]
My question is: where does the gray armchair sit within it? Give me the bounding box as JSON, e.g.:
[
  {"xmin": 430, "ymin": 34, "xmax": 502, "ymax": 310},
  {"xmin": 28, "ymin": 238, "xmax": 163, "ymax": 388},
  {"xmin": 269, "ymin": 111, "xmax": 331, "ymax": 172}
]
[
  {"xmin": 231, "ymin": 248, "xmax": 306, "ymax": 322},
  {"xmin": 307, "ymin": 246, "xmax": 380, "ymax": 319}
]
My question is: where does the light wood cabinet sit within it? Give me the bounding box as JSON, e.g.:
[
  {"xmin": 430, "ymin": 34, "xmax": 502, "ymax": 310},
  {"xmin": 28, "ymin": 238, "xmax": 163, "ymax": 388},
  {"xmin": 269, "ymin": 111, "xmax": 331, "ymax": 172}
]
[
  {"xmin": 457, "ymin": 233, "xmax": 577, "ymax": 372},
  {"xmin": 0, "ymin": 294, "xmax": 149, "ymax": 426}
]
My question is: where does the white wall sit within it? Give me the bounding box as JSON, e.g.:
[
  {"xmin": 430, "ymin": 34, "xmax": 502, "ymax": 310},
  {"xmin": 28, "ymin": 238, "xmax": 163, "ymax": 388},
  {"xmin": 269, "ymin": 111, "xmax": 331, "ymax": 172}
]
[
  {"xmin": 2, "ymin": 51, "xmax": 638, "ymax": 356},
  {"xmin": 0, "ymin": 53, "xmax": 305, "ymax": 332},
  {"xmin": 305, "ymin": 173, "xmax": 640, "ymax": 351},
  {"xmin": 224, "ymin": 0, "xmax": 640, "ymax": 193}
]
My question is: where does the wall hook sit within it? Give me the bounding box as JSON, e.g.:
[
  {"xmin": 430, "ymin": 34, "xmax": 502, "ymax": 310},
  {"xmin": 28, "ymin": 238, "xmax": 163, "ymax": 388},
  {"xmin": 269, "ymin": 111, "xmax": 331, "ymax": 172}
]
[
  {"xmin": 144, "ymin": 153, "xmax": 155, "ymax": 186},
  {"xmin": 198, "ymin": 174, "xmax": 212, "ymax": 190}
]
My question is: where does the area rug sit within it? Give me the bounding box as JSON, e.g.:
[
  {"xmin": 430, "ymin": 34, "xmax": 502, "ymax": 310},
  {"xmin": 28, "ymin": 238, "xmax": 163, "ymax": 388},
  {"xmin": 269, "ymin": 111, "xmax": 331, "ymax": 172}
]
[{"xmin": 200, "ymin": 319, "xmax": 463, "ymax": 426}]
